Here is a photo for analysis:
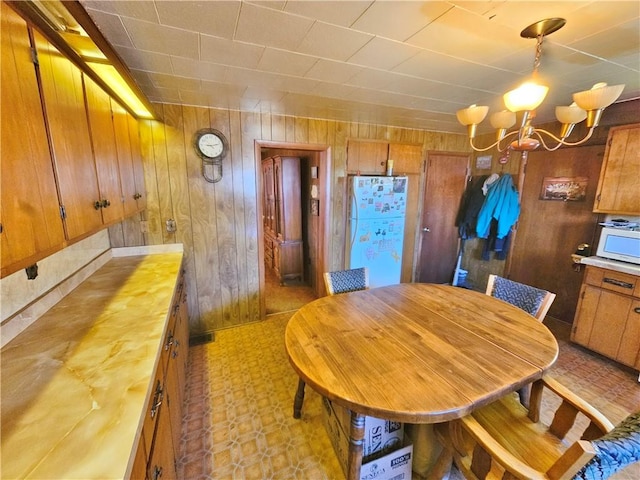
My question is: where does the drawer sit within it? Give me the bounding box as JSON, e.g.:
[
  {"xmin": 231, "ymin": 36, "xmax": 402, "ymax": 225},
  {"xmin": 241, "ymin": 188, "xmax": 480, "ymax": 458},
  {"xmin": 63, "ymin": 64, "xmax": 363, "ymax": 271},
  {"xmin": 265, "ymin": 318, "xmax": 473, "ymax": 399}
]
[{"xmin": 584, "ymin": 266, "xmax": 640, "ymax": 297}]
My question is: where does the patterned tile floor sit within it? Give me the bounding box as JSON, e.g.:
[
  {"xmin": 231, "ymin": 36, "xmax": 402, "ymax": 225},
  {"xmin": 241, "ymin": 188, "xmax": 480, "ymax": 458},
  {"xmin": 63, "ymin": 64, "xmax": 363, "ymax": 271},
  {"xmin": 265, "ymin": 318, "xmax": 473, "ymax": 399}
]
[{"xmin": 177, "ymin": 280, "xmax": 640, "ymax": 479}]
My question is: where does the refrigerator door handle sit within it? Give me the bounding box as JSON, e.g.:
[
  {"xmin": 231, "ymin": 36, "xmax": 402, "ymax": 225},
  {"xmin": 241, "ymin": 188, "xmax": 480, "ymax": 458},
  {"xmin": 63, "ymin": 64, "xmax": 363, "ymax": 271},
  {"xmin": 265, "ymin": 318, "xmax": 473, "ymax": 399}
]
[{"xmin": 350, "ymin": 189, "xmax": 358, "ymax": 250}]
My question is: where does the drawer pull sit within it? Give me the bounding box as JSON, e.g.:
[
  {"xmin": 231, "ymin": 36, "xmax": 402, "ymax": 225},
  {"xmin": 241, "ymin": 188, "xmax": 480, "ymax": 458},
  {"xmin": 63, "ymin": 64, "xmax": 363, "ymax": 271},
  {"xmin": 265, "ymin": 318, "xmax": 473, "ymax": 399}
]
[
  {"xmin": 635, "ymin": 307, "xmax": 640, "ymax": 314},
  {"xmin": 603, "ymin": 278, "xmax": 633, "ymax": 289}
]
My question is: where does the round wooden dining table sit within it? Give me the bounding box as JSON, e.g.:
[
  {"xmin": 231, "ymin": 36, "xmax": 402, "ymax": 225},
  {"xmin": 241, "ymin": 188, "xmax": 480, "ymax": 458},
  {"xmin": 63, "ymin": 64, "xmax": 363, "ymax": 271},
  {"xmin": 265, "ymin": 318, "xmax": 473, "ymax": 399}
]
[{"xmin": 284, "ymin": 283, "xmax": 559, "ymax": 480}]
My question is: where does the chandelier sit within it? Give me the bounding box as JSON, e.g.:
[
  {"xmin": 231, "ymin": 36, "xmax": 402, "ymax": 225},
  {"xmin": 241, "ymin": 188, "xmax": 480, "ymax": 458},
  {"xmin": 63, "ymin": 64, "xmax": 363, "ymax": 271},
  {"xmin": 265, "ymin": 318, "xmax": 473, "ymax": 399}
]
[{"xmin": 456, "ymin": 18, "xmax": 625, "ymax": 152}]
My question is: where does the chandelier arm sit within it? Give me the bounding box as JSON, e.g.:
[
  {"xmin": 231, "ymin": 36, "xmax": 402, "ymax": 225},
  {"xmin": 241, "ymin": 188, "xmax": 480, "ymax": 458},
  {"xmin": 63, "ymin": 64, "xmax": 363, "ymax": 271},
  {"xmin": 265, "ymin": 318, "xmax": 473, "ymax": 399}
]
[
  {"xmin": 535, "ymin": 127, "xmax": 596, "ymax": 147},
  {"xmin": 469, "ymin": 138, "xmax": 501, "ymax": 152},
  {"xmin": 533, "ymin": 130, "xmax": 565, "ymax": 152}
]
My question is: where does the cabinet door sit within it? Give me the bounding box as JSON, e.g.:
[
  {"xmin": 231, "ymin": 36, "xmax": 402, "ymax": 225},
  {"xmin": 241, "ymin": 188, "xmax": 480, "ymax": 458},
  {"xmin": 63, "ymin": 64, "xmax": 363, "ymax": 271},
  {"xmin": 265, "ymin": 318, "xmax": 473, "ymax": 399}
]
[
  {"xmin": 147, "ymin": 407, "xmax": 177, "ymax": 480},
  {"xmin": 33, "ymin": 30, "xmax": 103, "ymax": 240},
  {"xmin": 84, "ymin": 75, "xmax": 124, "ymax": 224},
  {"xmin": 594, "ymin": 124, "xmax": 640, "ymax": 215},
  {"xmin": 128, "ymin": 113, "xmax": 147, "ymax": 211},
  {"xmin": 347, "ymin": 140, "xmax": 388, "ymax": 174},
  {"xmin": 573, "ymin": 285, "xmax": 631, "ymax": 359},
  {"xmin": 112, "ymin": 100, "xmax": 139, "ymax": 217},
  {"xmin": 618, "ymin": 299, "xmax": 640, "ymax": 368},
  {"xmin": 1, "ymin": 4, "xmax": 65, "ymax": 276}
]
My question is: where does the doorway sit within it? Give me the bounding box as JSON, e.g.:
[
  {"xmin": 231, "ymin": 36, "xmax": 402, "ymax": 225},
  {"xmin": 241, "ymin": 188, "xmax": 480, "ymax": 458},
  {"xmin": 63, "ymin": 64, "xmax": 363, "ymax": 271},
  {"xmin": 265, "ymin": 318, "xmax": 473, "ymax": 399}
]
[
  {"xmin": 255, "ymin": 141, "xmax": 331, "ymax": 317},
  {"xmin": 415, "ymin": 152, "xmax": 470, "ymax": 284}
]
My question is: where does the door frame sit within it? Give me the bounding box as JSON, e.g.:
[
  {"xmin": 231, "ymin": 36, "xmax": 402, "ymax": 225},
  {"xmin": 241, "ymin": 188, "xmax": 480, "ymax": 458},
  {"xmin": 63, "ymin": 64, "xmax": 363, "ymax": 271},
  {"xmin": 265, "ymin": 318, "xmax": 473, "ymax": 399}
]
[{"xmin": 254, "ymin": 140, "xmax": 332, "ymax": 318}]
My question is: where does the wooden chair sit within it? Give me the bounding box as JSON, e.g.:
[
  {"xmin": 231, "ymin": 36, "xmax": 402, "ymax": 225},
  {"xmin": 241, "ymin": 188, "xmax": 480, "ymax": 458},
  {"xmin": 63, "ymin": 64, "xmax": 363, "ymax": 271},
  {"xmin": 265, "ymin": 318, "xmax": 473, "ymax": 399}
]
[
  {"xmin": 485, "ymin": 274, "xmax": 556, "ymax": 322},
  {"xmin": 323, "ymin": 267, "xmax": 369, "ymax": 295},
  {"xmin": 435, "ymin": 375, "xmax": 640, "ymax": 480}
]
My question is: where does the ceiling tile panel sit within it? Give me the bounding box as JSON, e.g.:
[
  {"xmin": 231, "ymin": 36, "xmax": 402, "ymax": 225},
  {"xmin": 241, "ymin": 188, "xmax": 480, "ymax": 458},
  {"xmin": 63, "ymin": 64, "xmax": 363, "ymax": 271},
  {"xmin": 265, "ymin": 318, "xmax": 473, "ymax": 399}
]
[
  {"xmin": 304, "ymin": 59, "xmax": 364, "ymax": 83},
  {"xmin": 155, "ymin": 1, "xmax": 240, "ymax": 38},
  {"xmin": 283, "ymin": 0, "xmax": 372, "ymax": 27},
  {"xmin": 82, "ymin": 8, "xmax": 134, "ymax": 48},
  {"xmin": 257, "ymin": 48, "xmax": 319, "ymax": 76},
  {"xmin": 170, "ymin": 57, "xmax": 227, "ymax": 82},
  {"xmin": 200, "ymin": 35, "xmax": 264, "ymax": 68},
  {"xmin": 234, "ymin": 2, "xmax": 314, "ymax": 50},
  {"xmin": 347, "ymin": 37, "xmax": 422, "ymax": 70},
  {"xmin": 297, "ymin": 21, "xmax": 374, "ymax": 61},
  {"xmin": 81, "ymin": 1, "xmax": 159, "ymax": 22},
  {"xmin": 116, "ymin": 46, "xmax": 174, "ymax": 74},
  {"xmin": 121, "ymin": 17, "xmax": 199, "ymax": 59},
  {"xmin": 351, "ymin": 1, "xmax": 453, "ymax": 41},
  {"xmin": 148, "ymin": 72, "xmax": 201, "ymax": 91}
]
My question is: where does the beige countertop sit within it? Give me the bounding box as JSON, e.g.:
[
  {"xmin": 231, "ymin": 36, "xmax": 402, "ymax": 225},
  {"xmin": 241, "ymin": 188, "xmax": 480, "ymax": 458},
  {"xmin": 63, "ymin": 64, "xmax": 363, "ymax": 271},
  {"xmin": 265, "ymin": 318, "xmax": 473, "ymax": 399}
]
[
  {"xmin": 1, "ymin": 250, "xmax": 183, "ymax": 479},
  {"xmin": 580, "ymin": 256, "xmax": 640, "ymax": 276}
]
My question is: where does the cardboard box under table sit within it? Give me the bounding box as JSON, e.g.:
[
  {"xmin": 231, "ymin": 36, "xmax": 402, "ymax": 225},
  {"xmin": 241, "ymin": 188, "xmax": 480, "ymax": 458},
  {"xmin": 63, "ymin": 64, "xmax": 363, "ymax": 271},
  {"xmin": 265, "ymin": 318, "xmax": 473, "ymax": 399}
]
[{"xmin": 322, "ymin": 397, "xmax": 413, "ymax": 480}]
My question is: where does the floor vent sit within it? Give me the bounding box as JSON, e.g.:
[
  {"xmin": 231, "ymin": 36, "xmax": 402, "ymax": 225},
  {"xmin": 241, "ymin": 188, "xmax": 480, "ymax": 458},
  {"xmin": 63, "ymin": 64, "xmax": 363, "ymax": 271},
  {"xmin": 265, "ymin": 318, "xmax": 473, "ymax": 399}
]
[{"xmin": 189, "ymin": 331, "xmax": 215, "ymax": 346}]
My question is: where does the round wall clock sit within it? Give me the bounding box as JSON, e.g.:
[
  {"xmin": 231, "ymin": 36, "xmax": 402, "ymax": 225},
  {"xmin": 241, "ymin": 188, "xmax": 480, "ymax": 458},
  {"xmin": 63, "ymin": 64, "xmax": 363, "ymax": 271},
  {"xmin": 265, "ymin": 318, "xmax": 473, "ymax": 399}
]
[{"xmin": 194, "ymin": 128, "xmax": 228, "ymax": 161}]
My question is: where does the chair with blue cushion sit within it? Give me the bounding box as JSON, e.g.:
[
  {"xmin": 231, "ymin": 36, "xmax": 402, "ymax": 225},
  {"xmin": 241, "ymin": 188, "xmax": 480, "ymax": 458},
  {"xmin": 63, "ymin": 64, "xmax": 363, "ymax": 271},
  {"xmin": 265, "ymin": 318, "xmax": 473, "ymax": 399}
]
[
  {"xmin": 323, "ymin": 267, "xmax": 369, "ymax": 296},
  {"xmin": 486, "ymin": 274, "xmax": 556, "ymax": 322},
  {"xmin": 435, "ymin": 375, "xmax": 640, "ymax": 480}
]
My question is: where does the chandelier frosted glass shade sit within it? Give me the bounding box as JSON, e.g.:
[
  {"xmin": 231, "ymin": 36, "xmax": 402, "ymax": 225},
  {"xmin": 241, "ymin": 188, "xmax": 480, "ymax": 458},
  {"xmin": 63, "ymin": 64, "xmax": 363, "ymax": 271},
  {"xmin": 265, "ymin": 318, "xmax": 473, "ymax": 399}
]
[
  {"xmin": 573, "ymin": 83, "xmax": 625, "ymax": 111},
  {"xmin": 503, "ymin": 82, "xmax": 549, "ymax": 112}
]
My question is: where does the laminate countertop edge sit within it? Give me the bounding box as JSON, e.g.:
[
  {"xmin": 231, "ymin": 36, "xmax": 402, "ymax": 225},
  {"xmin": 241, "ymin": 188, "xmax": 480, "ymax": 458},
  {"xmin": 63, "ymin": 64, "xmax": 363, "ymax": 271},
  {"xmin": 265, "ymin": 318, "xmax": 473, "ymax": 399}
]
[
  {"xmin": 0, "ymin": 248, "xmax": 185, "ymax": 479},
  {"xmin": 580, "ymin": 256, "xmax": 640, "ymax": 276}
]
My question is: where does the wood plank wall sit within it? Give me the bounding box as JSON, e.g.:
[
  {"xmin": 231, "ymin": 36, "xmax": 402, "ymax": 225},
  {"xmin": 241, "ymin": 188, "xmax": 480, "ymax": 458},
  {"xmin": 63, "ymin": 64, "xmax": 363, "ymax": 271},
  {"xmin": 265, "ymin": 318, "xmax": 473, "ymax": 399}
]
[{"xmin": 110, "ymin": 103, "xmax": 469, "ymax": 334}]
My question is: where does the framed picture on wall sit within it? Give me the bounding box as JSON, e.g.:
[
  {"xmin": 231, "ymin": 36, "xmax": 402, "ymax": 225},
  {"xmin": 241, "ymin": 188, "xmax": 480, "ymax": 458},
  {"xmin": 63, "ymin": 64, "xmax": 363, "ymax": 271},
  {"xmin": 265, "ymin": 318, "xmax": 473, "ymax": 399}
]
[
  {"xmin": 540, "ymin": 176, "xmax": 588, "ymax": 201},
  {"xmin": 310, "ymin": 198, "xmax": 319, "ymax": 216}
]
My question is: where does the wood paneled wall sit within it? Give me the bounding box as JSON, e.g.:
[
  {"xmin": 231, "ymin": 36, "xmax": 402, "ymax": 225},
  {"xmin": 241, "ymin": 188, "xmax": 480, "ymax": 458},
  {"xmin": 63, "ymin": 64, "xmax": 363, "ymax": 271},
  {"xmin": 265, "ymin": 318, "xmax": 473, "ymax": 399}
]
[{"xmin": 111, "ymin": 103, "xmax": 469, "ymax": 334}]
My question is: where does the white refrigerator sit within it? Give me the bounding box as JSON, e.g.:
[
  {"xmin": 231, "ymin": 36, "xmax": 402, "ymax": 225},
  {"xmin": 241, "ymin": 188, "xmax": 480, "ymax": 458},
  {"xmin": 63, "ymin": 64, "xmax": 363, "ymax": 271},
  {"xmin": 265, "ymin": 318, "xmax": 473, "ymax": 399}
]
[{"xmin": 347, "ymin": 176, "xmax": 408, "ymax": 287}]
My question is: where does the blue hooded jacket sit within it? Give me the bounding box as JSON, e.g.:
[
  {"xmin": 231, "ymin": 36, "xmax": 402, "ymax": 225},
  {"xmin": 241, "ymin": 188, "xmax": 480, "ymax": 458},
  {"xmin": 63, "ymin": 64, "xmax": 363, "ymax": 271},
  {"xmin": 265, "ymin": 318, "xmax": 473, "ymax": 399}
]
[{"xmin": 476, "ymin": 174, "xmax": 520, "ymax": 239}]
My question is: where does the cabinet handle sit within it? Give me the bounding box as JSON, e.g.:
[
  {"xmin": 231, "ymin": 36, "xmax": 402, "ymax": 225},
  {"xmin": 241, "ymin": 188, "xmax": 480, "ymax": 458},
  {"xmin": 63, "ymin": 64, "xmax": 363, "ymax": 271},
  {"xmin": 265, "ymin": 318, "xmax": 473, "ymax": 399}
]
[
  {"xmin": 150, "ymin": 380, "xmax": 163, "ymax": 419},
  {"xmin": 133, "ymin": 193, "xmax": 142, "ymax": 200},
  {"xmin": 165, "ymin": 331, "xmax": 174, "ymax": 351},
  {"xmin": 152, "ymin": 465, "xmax": 163, "ymax": 480},
  {"xmin": 94, "ymin": 201, "xmax": 102, "ymax": 210},
  {"xmin": 634, "ymin": 307, "xmax": 640, "ymax": 314},
  {"xmin": 603, "ymin": 277, "xmax": 633, "ymax": 289},
  {"xmin": 101, "ymin": 199, "xmax": 111, "ymax": 208}
]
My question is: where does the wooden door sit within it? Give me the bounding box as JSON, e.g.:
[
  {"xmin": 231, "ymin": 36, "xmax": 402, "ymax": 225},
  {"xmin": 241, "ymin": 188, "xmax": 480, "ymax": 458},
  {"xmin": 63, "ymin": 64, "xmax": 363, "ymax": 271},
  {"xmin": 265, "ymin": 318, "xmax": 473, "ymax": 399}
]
[
  {"xmin": 1, "ymin": 4, "xmax": 65, "ymax": 276},
  {"xmin": 416, "ymin": 152, "xmax": 469, "ymax": 284},
  {"xmin": 83, "ymin": 74, "xmax": 124, "ymax": 224},
  {"xmin": 508, "ymin": 146, "xmax": 603, "ymax": 322},
  {"xmin": 33, "ymin": 30, "xmax": 103, "ymax": 240}
]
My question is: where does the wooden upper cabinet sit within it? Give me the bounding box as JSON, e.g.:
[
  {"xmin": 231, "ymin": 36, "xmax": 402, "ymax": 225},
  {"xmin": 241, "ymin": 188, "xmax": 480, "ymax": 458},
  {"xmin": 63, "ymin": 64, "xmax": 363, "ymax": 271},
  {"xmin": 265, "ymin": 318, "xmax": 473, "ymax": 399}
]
[
  {"xmin": 111, "ymin": 100, "xmax": 139, "ymax": 217},
  {"xmin": 347, "ymin": 140, "xmax": 388, "ymax": 174},
  {"xmin": 0, "ymin": 3, "xmax": 65, "ymax": 277},
  {"xmin": 33, "ymin": 29, "xmax": 103, "ymax": 241},
  {"xmin": 593, "ymin": 123, "xmax": 640, "ymax": 215},
  {"xmin": 128, "ymin": 113, "xmax": 147, "ymax": 212},
  {"xmin": 83, "ymin": 75, "xmax": 124, "ymax": 224}
]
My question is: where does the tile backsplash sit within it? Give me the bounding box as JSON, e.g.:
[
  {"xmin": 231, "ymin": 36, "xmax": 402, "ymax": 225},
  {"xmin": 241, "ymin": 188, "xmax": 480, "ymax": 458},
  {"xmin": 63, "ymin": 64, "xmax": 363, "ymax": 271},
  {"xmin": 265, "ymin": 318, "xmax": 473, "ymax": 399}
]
[{"xmin": 1, "ymin": 231, "xmax": 111, "ymax": 345}]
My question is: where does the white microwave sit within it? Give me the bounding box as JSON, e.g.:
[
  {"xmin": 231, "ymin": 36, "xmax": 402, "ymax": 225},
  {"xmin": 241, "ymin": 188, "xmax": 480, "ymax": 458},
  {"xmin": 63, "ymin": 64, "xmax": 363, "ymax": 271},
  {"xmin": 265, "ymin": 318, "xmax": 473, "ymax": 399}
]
[{"xmin": 596, "ymin": 227, "xmax": 640, "ymax": 265}]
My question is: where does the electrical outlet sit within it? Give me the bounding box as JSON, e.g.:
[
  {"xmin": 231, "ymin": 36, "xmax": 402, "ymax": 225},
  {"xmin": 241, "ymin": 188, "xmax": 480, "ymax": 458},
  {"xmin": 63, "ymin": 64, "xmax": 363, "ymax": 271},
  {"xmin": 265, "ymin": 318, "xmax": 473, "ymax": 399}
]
[
  {"xmin": 166, "ymin": 219, "xmax": 177, "ymax": 233},
  {"xmin": 140, "ymin": 220, "xmax": 149, "ymax": 233}
]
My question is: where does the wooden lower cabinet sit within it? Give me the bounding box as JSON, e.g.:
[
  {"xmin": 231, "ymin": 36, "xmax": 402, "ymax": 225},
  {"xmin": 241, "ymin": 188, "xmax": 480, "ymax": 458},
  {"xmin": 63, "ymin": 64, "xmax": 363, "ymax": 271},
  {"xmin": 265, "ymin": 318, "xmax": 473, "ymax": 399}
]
[
  {"xmin": 129, "ymin": 271, "xmax": 189, "ymax": 479},
  {"xmin": 571, "ymin": 266, "xmax": 640, "ymax": 369}
]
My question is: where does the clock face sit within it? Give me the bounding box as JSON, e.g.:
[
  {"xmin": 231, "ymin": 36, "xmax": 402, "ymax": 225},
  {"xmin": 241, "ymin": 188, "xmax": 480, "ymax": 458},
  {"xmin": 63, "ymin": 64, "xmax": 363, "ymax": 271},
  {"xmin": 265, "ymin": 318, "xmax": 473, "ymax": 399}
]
[{"xmin": 197, "ymin": 132, "xmax": 225, "ymax": 159}]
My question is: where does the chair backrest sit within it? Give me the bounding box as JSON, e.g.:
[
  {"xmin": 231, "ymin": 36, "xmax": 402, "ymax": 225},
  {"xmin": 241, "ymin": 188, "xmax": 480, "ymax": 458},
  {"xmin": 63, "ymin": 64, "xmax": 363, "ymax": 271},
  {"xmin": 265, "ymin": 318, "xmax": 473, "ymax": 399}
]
[
  {"xmin": 573, "ymin": 411, "xmax": 640, "ymax": 480},
  {"xmin": 486, "ymin": 274, "xmax": 556, "ymax": 321},
  {"xmin": 323, "ymin": 267, "xmax": 369, "ymax": 295}
]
